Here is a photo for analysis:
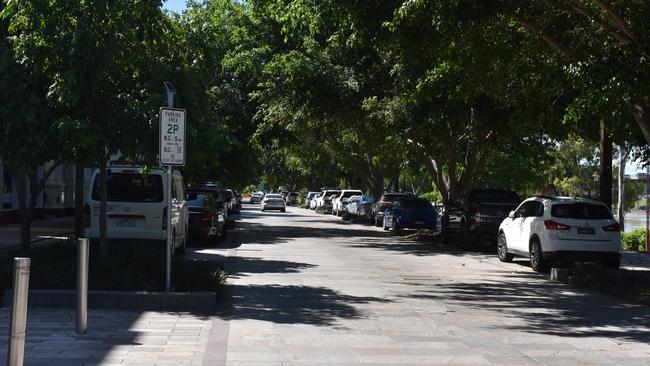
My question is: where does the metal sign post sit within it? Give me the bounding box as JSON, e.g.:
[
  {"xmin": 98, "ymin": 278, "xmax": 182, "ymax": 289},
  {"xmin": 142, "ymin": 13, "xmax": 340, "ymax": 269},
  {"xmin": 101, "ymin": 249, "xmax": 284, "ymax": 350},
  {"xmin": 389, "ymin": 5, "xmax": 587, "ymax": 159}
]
[
  {"xmin": 161, "ymin": 83, "xmax": 186, "ymax": 292},
  {"xmin": 76, "ymin": 238, "xmax": 89, "ymax": 335}
]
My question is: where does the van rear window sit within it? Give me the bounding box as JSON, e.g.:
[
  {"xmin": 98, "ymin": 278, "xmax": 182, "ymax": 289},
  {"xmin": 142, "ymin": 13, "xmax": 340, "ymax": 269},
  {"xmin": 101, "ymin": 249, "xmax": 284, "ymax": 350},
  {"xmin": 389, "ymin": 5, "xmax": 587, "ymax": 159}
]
[
  {"xmin": 91, "ymin": 173, "xmax": 163, "ymax": 202},
  {"xmin": 551, "ymin": 203, "xmax": 612, "ymax": 220}
]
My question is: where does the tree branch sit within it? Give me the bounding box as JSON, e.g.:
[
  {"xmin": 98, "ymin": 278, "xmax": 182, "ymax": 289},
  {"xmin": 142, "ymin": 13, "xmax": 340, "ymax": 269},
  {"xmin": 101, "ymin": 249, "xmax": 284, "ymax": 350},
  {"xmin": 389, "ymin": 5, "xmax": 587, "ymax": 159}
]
[
  {"xmin": 515, "ymin": 16, "xmax": 576, "ymax": 61},
  {"xmin": 571, "ymin": 1, "xmax": 633, "ymax": 45},
  {"xmin": 592, "ymin": 0, "xmax": 636, "ymax": 42}
]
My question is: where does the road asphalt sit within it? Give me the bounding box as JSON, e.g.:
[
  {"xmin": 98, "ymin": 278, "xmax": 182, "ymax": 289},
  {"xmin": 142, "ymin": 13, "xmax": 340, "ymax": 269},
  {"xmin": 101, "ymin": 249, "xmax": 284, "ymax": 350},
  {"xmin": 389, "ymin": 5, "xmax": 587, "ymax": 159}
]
[{"xmin": 0, "ymin": 203, "xmax": 649, "ymax": 365}]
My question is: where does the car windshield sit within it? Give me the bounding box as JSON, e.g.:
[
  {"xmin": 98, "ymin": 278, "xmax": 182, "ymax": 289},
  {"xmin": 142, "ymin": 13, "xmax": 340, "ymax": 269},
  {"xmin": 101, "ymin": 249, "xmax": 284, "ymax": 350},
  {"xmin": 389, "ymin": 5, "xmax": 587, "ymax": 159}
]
[
  {"xmin": 381, "ymin": 194, "xmax": 408, "ymax": 202},
  {"xmin": 469, "ymin": 190, "xmax": 520, "ymax": 203},
  {"xmin": 551, "ymin": 203, "xmax": 612, "ymax": 219},
  {"xmin": 187, "ymin": 192, "xmax": 213, "ymax": 207},
  {"xmin": 266, "ymin": 194, "xmax": 282, "ymax": 199},
  {"xmin": 398, "ymin": 198, "xmax": 432, "ymax": 208},
  {"xmin": 361, "ymin": 196, "xmax": 375, "ymax": 203},
  {"xmin": 92, "ymin": 172, "xmax": 163, "ymax": 202}
]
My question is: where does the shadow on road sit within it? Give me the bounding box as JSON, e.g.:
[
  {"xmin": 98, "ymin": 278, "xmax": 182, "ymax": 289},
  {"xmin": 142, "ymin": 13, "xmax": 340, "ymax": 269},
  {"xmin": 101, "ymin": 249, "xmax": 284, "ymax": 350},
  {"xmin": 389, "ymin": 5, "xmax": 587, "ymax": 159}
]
[
  {"xmin": 406, "ymin": 273, "xmax": 650, "ymax": 343},
  {"xmin": 225, "ymin": 284, "xmax": 391, "ymax": 326}
]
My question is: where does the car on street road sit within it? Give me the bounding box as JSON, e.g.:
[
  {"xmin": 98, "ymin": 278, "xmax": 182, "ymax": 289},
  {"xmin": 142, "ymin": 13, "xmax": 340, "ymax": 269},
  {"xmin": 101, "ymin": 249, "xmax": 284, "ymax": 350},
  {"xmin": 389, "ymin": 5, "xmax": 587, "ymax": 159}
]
[
  {"xmin": 250, "ymin": 191, "xmax": 264, "ymax": 203},
  {"xmin": 262, "ymin": 193, "xmax": 286, "ymax": 212},
  {"xmin": 315, "ymin": 189, "xmax": 340, "ymax": 209},
  {"xmin": 497, "ymin": 196, "xmax": 622, "ymax": 272},
  {"xmin": 310, "ymin": 192, "xmax": 322, "ymax": 209},
  {"xmin": 444, "ymin": 188, "xmax": 521, "ymax": 244},
  {"xmin": 332, "ymin": 189, "xmax": 363, "ymax": 216},
  {"xmin": 345, "ymin": 195, "xmax": 375, "ymax": 219},
  {"xmin": 372, "ymin": 192, "xmax": 411, "ymax": 227},
  {"xmin": 383, "ymin": 196, "xmax": 437, "ymax": 235},
  {"xmin": 304, "ymin": 191, "xmax": 319, "ymax": 208},
  {"xmin": 84, "ymin": 166, "xmax": 188, "ymax": 253},
  {"xmin": 186, "ymin": 189, "xmax": 226, "ymax": 243}
]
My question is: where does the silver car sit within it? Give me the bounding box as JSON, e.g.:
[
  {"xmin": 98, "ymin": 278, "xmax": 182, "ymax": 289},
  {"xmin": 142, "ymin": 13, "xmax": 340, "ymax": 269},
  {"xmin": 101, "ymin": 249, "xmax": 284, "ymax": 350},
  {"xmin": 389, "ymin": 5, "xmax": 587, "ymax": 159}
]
[{"xmin": 261, "ymin": 193, "xmax": 286, "ymax": 212}]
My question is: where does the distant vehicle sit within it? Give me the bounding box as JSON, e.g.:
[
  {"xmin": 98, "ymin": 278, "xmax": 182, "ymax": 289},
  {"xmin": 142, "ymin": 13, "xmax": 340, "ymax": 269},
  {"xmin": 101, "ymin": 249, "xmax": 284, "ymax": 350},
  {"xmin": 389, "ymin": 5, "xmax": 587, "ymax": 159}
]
[
  {"xmin": 310, "ymin": 192, "xmax": 322, "ymax": 209},
  {"xmin": 191, "ymin": 182, "xmax": 233, "ymax": 231},
  {"xmin": 383, "ymin": 196, "xmax": 437, "ymax": 235},
  {"xmin": 444, "ymin": 189, "xmax": 521, "ymax": 244},
  {"xmin": 261, "ymin": 193, "xmax": 286, "ymax": 212},
  {"xmin": 186, "ymin": 189, "xmax": 226, "ymax": 242},
  {"xmin": 304, "ymin": 191, "xmax": 319, "ymax": 208},
  {"xmin": 315, "ymin": 189, "xmax": 340, "ymax": 209},
  {"xmin": 372, "ymin": 193, "xmax": 411, "ymax": 227},
  {"xmin": 250, "ymin": 191, "xmax": 264, "ymax": 203},
  {"xmin": 84, "ymin": 166, "xmax": 188, "ymax": 253},
  {"xmin": 286, "ymin": 192, "xmax": 298, "ymax": 206},
  {"xmin": 497, "ymin": 196, "xmax": 621, "ymax": 272},
  {"xmin": 345, "ymin": 195, "xmax": 375, "ymax": 218},
  {"xmin": 225, "ymin": 189, "xmax": 240, "ymax": 213},
  {"xmin": 332, "ymin": 190, "xmax": 363, "ymax": 216}
]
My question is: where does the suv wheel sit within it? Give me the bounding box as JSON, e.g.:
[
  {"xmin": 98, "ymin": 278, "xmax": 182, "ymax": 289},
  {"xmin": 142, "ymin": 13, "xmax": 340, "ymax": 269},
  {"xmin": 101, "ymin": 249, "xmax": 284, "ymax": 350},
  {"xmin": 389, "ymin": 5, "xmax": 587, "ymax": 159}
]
[
  {"xmin": 529, "ymin": 238, "xmax": 547, "ymax": 272},
  {"xmin": 497, "ymin": 233, "xmax": 514, "ymax": 263}
]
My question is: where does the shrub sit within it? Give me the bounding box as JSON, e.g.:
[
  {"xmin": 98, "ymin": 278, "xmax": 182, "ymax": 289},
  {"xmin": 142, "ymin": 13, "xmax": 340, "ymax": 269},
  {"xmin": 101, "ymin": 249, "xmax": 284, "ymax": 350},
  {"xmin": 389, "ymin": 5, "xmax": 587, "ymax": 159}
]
[
  {"xmin": 622, "ymin": 228, "xmax": 646, "ymax": 251},
  {"xmin": 419, "ymin": 191, "xmax": 441, "ymax": 205},
  {"xmin": 0, "ymin": 240, "xmax": 227, "ymax": 296},
  {"xmin": 570, "ymin": 263, "xmax": 650, "ymax": 305}
]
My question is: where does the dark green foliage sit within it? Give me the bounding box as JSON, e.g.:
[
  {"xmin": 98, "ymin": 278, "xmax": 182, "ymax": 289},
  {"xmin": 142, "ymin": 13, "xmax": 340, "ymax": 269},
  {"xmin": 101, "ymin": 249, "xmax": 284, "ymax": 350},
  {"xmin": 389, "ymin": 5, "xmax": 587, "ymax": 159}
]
[
  {"xmin": 570, "ymin": 263, "xmax": 650, "ymax": 305},
  {"xmin": 622, "ymin": 228, "xmax": 646, "ymax": 252},
  {"xmin": 0, "ymin": 240, "xmax": 226, "ymax": 295}
]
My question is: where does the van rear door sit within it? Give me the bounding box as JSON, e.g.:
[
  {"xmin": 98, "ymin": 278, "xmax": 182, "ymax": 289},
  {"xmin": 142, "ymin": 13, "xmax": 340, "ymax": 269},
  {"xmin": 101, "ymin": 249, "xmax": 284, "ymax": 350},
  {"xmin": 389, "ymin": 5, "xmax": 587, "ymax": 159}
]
[{"xmin": 91, "ymin": 170, "xmax": 165, "ymax": 239}]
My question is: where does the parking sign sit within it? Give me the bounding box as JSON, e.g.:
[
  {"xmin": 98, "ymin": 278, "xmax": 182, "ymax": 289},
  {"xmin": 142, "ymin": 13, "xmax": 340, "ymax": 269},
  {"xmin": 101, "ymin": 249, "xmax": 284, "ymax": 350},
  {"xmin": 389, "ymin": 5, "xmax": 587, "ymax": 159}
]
[{"xmin": 159, "ymin": 107, "xmax": 186, "ymax": 166}]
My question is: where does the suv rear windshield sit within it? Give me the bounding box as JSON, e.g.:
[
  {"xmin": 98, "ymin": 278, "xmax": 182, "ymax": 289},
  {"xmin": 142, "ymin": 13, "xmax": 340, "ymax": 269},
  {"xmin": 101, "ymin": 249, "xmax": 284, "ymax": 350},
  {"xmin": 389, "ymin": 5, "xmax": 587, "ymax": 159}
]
[
  {"xmin": 399, "ymin": 198, "xmax": 432, "ymax": 208},
  {"xmin": 342, "ymin": 191, "xmax": 362, "ymax": 198},
  {"xmin": 551, "ymin": 203, "xmax": 612, "ymax": 219},
  {"xmin": 469, "ymin": 190, "xmax": 520, "ymax": 203},
  {"xmin": 381, "ymin": 194, "xmax": 408, "ymax": 202},
  {"xmin": 186, "ymin": 192, "xmax": 212, "ymax": 207},
  {"xmin": 91, "ymin": 173, "xmax": 163, "ymax": 202}
]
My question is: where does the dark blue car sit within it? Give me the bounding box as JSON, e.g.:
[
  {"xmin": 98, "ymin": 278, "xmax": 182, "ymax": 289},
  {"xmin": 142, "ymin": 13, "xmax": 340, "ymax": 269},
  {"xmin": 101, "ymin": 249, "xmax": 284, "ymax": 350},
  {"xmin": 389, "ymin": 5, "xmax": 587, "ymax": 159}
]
[{"xmin": 383, "ymin": 197, "xmax": 437, "ymax": 235}]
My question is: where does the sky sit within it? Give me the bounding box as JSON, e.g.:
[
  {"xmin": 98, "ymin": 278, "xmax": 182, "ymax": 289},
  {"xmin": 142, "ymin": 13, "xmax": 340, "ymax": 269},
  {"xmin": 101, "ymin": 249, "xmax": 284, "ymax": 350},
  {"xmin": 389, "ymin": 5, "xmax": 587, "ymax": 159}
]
[{"xmin": 163, "ymin": 0, "xmax": 187, "ymax": 13}]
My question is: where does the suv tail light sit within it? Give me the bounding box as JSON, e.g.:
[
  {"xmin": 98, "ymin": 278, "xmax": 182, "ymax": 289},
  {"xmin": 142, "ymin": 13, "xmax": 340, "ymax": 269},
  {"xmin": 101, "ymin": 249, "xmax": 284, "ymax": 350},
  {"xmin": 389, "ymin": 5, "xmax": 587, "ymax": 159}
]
[
  {"xmin": 162, "ymin": 206, "xmax": 167, "ymax": 230},
  {"xmin": 201, "ymin": 211, "xmax": 213, "ymax": 221},
  {"xmin": 83, "ymin": 204, "xmax": 91, "ymax": 229},
  {"xmin": 544, "ymin": 220, "xmax": 570, "ymax": 231},
  {"xmin": 602, "ymin": 223, "xmax": 621, "ymax": 232},
  {"xmin": 473, "ymin": 207, "xmax": 481, "ymax": 224}
]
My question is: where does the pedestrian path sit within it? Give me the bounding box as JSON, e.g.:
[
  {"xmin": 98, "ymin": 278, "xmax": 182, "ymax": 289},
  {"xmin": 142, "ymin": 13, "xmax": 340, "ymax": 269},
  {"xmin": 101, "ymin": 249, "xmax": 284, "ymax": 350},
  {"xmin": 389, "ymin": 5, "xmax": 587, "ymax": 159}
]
[{"xmin": 0, "ymin": 309, "xmax": 211, "ymax": 366}]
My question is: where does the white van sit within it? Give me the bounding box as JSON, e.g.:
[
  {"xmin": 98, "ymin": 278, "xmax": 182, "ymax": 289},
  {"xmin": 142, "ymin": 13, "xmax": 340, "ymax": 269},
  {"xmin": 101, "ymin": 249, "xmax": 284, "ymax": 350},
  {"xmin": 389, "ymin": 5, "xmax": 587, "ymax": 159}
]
[{"xmin": 84, "ymin": 166, "xmax": 188, "ymax": 253}]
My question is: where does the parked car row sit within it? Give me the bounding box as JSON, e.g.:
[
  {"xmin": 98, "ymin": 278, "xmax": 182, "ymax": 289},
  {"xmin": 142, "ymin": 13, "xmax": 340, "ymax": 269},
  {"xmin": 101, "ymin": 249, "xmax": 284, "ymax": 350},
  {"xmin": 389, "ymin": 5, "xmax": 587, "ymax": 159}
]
[
  {"xmin": 84, "ymin": 165, "xmax": 243, "ymax": 252},
  {"xmin": 302, "ymin": 187, "xmax": 622, "ymax": 272}
]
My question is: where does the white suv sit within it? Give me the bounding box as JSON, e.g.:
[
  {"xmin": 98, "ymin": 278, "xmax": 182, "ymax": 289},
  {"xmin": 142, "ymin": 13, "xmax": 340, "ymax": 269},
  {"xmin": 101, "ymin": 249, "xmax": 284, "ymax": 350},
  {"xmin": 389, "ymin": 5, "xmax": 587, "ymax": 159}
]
[
  {"xmin": 497, "ymin": 196, "xmax": 621, "ymax": 272},
  {"xmin": 332, "ymin": 190, "xmax": 363, "ymax": 216}
]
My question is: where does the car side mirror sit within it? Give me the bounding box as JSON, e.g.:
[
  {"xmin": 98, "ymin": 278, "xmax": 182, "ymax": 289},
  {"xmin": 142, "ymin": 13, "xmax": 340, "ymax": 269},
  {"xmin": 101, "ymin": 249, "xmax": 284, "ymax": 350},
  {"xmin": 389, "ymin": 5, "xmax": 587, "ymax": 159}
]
[{"xmin": 508, "ymin": 211, "xmax": 515, "ymax": 219}]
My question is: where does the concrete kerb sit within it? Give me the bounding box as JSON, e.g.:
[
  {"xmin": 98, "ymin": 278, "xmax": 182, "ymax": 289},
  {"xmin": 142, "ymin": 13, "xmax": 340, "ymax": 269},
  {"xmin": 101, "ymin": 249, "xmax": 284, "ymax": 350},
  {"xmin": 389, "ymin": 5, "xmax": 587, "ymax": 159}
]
[{"xmin": 3, "ymin": 289, "xmax": 217, "ymax": 312}]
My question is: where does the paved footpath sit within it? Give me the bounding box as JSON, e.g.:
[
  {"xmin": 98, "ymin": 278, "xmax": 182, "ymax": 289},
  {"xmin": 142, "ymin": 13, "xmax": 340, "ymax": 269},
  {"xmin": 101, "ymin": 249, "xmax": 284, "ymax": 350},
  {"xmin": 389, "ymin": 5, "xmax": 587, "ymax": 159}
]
[{"xmin": 1, "ymin": 205, "xmax": 650, "ymax": 365}]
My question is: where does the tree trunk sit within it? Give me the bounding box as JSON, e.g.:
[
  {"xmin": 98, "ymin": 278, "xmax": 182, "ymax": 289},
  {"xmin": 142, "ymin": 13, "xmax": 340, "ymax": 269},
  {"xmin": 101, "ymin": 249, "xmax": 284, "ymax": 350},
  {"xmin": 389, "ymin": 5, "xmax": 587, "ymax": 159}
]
[
  {"xmin": 74, "ymin": 165, "xmax": 85, "ymax": 238},
  {"xmin": 99, "ymin": 156, "xmax": 108, "ymax": 256},
  {"xmin": 634, "ymin": 99, "xmax": 650, "ymax": 145},
  {"xmin": 599, "ymin": 118, "xmax": 613, "ymax": 208},
  {"xmin": 617, "ymin": 146, "xmax": 628, "ymax": 231}
]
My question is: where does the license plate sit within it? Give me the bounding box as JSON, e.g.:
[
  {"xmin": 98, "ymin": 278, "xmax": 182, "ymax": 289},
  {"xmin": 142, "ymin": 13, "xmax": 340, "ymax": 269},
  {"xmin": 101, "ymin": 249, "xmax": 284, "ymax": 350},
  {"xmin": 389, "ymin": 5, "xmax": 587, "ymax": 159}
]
[
  {"xmin": 116, "ymin": 218, "xmax": 135, "ymax": 227},
  {"xmin": 415, "ymin": 220, "xmax": 424, "ymax": 225},
  {"xmin": 578, "ymin": 227, "xmax": 595, "ymax": 235}
]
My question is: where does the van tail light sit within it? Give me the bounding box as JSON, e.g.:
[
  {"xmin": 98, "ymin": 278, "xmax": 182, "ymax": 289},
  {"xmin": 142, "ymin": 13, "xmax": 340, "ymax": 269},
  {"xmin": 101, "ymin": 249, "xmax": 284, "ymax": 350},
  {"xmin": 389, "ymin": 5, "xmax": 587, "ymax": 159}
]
[
  {"xmin": 201, "ymin": 211, "xmax": 213, "ymax": 221},
  {"xmin": 162, "ymin": 207, "xmax": 167, "ymax": 230},
  {"xmin": 83, "ymin": 204, "xmax": 91, "ymax": 229},
  {"xmin": 474, "ymin": 207, "xmax": 481, "ymax": 224},
  {"xmin": 602, "ymin": 223, "xmax": 621, "ymax": 232},
  {"xmin": 544, "ymin": 220, "xmax": 571, "ymax": 231}
]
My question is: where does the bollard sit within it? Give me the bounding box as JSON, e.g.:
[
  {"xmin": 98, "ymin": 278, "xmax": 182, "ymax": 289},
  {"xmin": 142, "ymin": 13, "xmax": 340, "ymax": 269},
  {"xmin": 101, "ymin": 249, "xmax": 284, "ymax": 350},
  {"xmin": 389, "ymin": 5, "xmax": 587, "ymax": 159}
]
[
  {"xmin": 76, "ymin": 238, "xmax": 89, "ymax": 335},
  {"xmin": 550, "ymin": 267, "xmax": 569, "ymax": 283},
  {"xmin": 7, "ymin": 257, "xmax": 30, "ymax": 366}
]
